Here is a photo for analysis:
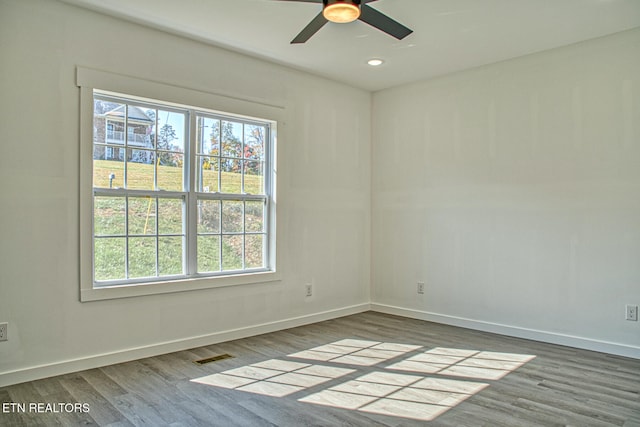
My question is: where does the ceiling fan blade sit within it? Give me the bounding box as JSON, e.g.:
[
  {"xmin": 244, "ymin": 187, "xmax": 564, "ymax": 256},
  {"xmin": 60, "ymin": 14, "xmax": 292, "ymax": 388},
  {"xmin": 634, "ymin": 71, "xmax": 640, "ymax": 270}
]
[
  {"xmin": 291, "ymin": 12, "xmax": 328, "ymax": 44},
  {"xmin": 359, "ymin": 4, "xmax": 412, "ymax": 40}
]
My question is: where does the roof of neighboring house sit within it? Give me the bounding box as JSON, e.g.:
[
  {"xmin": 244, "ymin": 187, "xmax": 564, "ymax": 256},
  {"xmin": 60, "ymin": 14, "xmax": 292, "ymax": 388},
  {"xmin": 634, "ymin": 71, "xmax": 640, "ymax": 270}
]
[{"xmin": 103, "ymin": 105, "xmax": 154, "ymax": 123}]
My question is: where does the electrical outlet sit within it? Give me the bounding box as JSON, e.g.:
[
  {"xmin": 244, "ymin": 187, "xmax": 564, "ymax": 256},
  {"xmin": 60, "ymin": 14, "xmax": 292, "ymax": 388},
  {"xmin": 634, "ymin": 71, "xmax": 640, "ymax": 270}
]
[
  {"xmin": 417, "ymin": 281, "xmax": 425, "ymax": 294},
  {"xmin": 305, "ymin": 283, "xmax": 313, "ymax": 298},
  {"xmin": 625, "ymin": 305, "xmax": 638, "ymax": 321},
  {"xmin": 0, "ymin": 323, "xmax": 7, "ymax": 342}
]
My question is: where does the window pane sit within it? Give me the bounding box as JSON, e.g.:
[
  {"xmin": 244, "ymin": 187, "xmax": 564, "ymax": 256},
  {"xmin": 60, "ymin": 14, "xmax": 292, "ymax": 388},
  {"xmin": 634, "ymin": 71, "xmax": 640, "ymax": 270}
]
[
  {"xmin": 129, "ymin": 197, "xmax": 156, "ymax": 235},
  {"xmin": 245, "ymin": 201, "xmax": 264, "ymax": 232},
  {"xmin": 125, "ymin": 104, "xmax": 155, "ymax": 148},
  {"xmin": 159, "ymin": 237, "xmax": 183, "ymax": 276},
  {"xmin": 198, "ymin": 200, "xmax": 220, "ymax": 234},
  {"xmin": 94, "ymin": 237, "xmax": 125, "ymax": 281},
  {"xmin": 244, "ymin": 124, "xmax": 265, "ymax": 160},
  {"xmin": 93, "ymin": 155, "xmax": 124, "ymax": 189},
  {"xmin": 244, "ymin": 161, "xmax": 264, "ymax": 194},
  {"xmin": 222, "ymin": 200, "xmax": 243, "ymax": 233},
  {"xmin": 199, "ymin": 156, "xmax": 219, "ymax": 193},
  {"xmin": 94, "ymin": 196, "xmax": 125, "ymax": 236},
  {"xmin": 94, "ymin": 99, "xmax": 124, "ymax": 145},
  {"xmin": 220, "ymin": 158, "xmax": 241, "ymax": 193},
  {"xmin": 222, "ymin": 235, "xmax": 243, "ymax": 271},
  {"xmin": 159, "ymin": 198, "xmax": 183, "ymax": 235},
  {"xmin": 198, "ymin": 235, "xmax": 220, "ymax": 272},
  {"xmin": 197, "ymin": 116, "xmax": 220, "ymax": 155},
  {"xmin": 157, "ymin": 153, "xmax": 183, "ymax": 191},
  {"xmin": 126, "ymin": 149, "xmax": 155, "ymax": 190},
  {"xmin": 156, "ymin": 110, "xmax": 185, "ymax": 153},
  {"xmin": 245, "ymin": 234, "xmax": 264, "ymax": 269},
  {"xmin": 128, "ymin": 237, "xmax": 156, "ymax": 278},
  {"xmin": 221, "ymin": 121, "xmax": 242, "ymax": 158}
]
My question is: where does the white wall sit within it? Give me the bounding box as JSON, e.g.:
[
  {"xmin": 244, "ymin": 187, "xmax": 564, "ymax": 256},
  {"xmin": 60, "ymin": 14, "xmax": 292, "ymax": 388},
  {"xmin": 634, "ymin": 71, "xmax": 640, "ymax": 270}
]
[
  {"xmin": 0, "ymin": 0, "xmax": 370, "ymax": 385},
  {"xmin": 372, "ymin": 28, "xmax": 640, "ymax": 356}
]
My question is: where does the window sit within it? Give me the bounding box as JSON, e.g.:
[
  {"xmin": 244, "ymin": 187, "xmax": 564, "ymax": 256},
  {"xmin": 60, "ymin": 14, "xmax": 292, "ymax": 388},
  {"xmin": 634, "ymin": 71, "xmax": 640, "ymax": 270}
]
[{"xmin": 84, "ymin": 86, "xmax": 277, "ymax": 299}]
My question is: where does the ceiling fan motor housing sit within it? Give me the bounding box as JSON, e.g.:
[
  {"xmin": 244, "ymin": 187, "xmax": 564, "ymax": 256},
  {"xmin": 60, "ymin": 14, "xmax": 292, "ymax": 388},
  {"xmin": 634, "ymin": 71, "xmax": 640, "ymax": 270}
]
[{"xmin": 323, "ymin": 0, "xmax": 361, "ymax": 23}]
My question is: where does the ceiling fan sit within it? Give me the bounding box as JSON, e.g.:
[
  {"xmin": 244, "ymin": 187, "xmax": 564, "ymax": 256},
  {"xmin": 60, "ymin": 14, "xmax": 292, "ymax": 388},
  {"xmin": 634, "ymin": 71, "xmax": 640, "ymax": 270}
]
[{"xmin": 277, "ymin": 0, "xmax": 413, "ymax": 44}]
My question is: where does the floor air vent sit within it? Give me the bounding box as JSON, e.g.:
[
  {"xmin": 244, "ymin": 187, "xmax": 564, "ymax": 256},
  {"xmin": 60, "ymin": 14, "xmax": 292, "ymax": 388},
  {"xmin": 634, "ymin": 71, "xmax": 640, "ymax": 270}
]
[{"xmin": 193, "ymin": 354, "xmax": 234, "ymax": 365}]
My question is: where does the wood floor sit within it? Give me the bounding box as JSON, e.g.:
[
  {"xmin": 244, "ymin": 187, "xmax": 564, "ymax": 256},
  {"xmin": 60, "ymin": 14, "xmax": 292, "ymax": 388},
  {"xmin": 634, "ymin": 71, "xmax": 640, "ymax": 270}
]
[{"xmin": 1, "ymin": 311, "xmax": 639, "ymax": 426}]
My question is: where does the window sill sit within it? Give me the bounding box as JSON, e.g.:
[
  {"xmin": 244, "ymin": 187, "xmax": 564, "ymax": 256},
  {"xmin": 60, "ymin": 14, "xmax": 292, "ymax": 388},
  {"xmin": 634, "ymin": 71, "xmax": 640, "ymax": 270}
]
[{"xmin": 80, "ymin": 270, "xmax": 281, "ymax": 302}]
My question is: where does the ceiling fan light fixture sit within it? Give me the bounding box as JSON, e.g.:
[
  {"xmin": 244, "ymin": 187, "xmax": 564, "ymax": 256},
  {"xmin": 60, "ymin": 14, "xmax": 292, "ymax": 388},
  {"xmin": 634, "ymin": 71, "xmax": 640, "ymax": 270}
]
[{"xmin": 323, "ymin": 0, "xmax": 361, "ymax": 24}]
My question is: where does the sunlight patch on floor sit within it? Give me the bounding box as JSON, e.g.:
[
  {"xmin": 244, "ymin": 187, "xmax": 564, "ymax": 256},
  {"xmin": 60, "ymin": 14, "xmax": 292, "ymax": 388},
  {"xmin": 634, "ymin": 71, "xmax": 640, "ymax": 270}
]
[
  {"xmin": 386, "ymin": 347, "xmax": 536, "ymax": 380},
  {"xmin": 191, "ymin": 341, "xmax": 536, "ymax": 422},
  {"xmin": 299, "ymin": 371, "xmax": 489, "ymax": 421},
  {"xmin": 288, "ymin": 339, "xmax": 422, "ymax": 366},
  {"xmin": 191, "ymin": 358, "xmax": 355, "ymax": 397}
]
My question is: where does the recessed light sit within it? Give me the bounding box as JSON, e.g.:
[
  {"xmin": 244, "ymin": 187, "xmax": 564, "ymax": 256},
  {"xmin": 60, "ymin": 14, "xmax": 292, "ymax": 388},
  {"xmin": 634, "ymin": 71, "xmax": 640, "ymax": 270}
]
[{"xmin": 367, "ymin": 58, "xmax": 384, "ymax": 66}]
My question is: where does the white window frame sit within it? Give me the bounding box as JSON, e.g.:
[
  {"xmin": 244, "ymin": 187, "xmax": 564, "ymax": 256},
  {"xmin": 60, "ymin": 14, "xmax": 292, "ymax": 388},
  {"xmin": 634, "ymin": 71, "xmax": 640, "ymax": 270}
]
[{"xmin": 78, "ymin": 67, "xmax": 281, "ymax": 302}]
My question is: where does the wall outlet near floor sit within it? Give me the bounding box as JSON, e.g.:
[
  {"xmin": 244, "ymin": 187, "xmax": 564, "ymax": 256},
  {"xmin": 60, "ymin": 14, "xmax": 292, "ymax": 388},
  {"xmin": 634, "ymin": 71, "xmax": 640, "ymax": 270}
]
[
  {"xmin": 305, "ymin": 283, "xmax": 313, "ymax": 298},
  {"xmin": 417, "ymin": 282, "xmax": 425, "ymax": 294},
  {"xmin": 625, "ymin": 305, "xmax": 638, "ymax": 321},
  {"xmin": 0, "ymin": 322, "xmax": 7, "ymax": 342}
]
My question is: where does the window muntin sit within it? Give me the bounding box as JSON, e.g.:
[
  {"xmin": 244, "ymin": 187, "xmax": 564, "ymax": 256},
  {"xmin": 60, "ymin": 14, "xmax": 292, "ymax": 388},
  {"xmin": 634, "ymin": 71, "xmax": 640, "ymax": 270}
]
[{"xmin": 92, "ymin": 91, "xmax": 273, "ymax": 287}]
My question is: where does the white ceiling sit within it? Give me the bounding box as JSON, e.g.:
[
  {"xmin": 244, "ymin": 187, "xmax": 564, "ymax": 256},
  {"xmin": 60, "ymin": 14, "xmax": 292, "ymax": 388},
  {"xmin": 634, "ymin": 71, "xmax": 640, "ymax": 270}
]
[{"xmin": 60, "ymin": 0, "xmax": 640, "ymax": 91}]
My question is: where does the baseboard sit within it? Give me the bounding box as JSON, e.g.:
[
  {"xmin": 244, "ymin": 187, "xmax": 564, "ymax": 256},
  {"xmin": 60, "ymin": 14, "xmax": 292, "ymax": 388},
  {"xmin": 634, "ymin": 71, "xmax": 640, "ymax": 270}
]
[
  {"xmin": 0, "ymin": 303, "xmax": 371, "ymax": 388},
  {"xmin": 371, "ymin": 303, "xmax": 640, "ymax": 359}
]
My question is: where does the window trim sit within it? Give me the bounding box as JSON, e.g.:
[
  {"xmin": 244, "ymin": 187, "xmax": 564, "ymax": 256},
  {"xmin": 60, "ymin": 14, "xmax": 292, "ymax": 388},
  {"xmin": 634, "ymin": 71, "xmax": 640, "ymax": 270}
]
[{"xmin": 78, "ymin": 67, "xmax": 282, "ymax": 302}]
